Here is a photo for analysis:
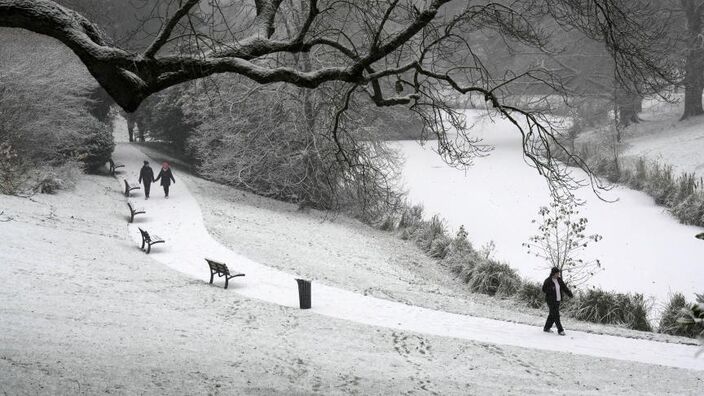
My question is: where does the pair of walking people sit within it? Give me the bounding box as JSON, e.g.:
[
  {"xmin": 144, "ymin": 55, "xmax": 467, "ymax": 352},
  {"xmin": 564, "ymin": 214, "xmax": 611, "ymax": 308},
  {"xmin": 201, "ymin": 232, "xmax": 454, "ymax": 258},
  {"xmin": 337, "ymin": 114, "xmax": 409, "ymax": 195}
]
[{"xmin": 138, "ymin": 161, "xmax": 176, "ymax": 199}]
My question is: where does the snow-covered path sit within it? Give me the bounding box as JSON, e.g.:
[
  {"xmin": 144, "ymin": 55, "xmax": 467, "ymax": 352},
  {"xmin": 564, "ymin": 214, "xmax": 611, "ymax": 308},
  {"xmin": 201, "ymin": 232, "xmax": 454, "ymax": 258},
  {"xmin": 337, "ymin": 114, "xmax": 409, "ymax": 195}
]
[{"xmin": 115, "ymin": 143, "xmax": 704, "ymax": 372}]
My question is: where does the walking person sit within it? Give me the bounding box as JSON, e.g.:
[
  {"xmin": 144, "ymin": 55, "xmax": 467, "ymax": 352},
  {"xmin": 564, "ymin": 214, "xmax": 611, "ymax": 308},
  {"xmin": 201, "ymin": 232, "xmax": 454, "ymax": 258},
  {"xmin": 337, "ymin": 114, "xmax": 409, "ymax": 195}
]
[
  {"xmin": 138, "ymin": 160, "xmax": 154, "ymax": 200},
  {"xmin": 154, "ymin": 161, "xmax": 176, "ymax": 198},
  {"xmin": 542, "ymin": 267, "xmax": 573, "ymax": 335}
]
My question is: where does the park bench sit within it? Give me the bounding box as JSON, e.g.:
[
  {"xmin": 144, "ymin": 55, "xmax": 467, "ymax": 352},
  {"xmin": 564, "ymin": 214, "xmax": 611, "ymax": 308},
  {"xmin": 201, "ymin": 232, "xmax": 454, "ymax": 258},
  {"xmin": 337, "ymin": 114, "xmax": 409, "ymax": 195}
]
[
  {"xmin": 206, "ymin": 258, "xmax": 245, "ymax": 289},
  {"xmin": 138, "ymin": 227, "xmax": 165, "ymax": 254},
  {"xmin": 108, "ymin": 158, "xmax": 124, "ymax": 176},
  {"xmin": 124, "ymin": 179, "xmax": 141, "ymax": 197},
  {"xmin": 127, "ymin": 202, "xmax": 145, "ymax": 223}
]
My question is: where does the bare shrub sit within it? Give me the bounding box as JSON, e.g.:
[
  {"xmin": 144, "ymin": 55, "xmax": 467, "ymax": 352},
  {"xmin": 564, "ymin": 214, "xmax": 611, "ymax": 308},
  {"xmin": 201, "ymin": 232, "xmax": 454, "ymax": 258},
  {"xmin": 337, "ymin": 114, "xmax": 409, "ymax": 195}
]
[{"xmin": 523, "ymin": 199, "xmax": 603, "ymax": 286}]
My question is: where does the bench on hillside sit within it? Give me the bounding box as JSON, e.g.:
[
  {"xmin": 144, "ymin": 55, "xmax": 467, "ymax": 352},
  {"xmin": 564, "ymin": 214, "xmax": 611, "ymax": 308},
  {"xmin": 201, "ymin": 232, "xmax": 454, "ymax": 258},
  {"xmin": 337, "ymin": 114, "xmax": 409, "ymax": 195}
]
[
  {"xmin": 206, "ymin": 258, "xmax": 245, "ymax": 289},
  {"xmin": 127, "ymin": 202, "xmax": 145, "ymax": 223},
  {"xmin": 108, "ymin": 158, "xmax": 125, "ymax": 176},
  {"xmin": 124, "ymin": 179, "xmax": 140, "ymax": 197},
  {"xmin": 138, "ymin": 227, "xmax": 165, "ymax": 254}
]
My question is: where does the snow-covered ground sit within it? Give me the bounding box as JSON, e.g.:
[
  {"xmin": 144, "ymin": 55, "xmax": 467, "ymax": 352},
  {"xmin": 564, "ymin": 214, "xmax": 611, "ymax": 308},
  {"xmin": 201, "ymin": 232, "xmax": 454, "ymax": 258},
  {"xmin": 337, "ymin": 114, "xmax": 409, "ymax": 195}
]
[
  {"xmin": 622, "ymin": 98, "xmax": 704, "ymax": 177},
  {"xmin": 103, "ymin": 144, "xmax": 704, "ymax": 370},
  {"xmin": 2, "ymin": 142, "xmax": 704, "ymax": 393},
  {"xmin": 395, "ymin": 110, "xmax": 704, "ymax": 308}
]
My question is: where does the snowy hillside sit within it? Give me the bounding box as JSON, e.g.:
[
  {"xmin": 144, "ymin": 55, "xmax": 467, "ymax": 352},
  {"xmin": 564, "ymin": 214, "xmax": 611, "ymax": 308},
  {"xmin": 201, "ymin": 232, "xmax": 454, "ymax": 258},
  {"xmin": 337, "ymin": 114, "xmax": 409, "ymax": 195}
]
[
  {"xmin": 1, "ymin": 143, "xmax": 703, "ymax": 394},
  {"xmin": 623, "ymin": 98, "xmax": 704, "ymax": 177}
]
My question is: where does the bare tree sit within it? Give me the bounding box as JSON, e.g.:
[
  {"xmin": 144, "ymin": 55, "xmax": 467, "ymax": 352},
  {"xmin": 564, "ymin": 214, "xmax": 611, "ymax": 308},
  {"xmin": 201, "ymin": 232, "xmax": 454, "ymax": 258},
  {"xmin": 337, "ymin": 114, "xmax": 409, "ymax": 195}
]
[
  {"xmin": 0, "ymin": 0, "xmax": 677, "ymax": 194},
  {"xmin": 523, "ymin": 199, "xmax": 603, "ymax": 286}
]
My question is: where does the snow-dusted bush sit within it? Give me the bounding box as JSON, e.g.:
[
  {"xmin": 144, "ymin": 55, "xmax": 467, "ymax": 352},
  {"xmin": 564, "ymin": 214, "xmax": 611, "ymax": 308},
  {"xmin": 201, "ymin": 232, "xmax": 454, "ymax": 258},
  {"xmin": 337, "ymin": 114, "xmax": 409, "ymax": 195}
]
[
  {"xmin": 658, "ymin": 293, "xmax": 699, "ymax": 338},
  {"xmin": 0, "ymin": 33, "xmax": 114, "ymax": 178},
  {"xmin": 0, "ymin": 143, "xmax": 83, "ymax": 195},
  {"xmin": 569, "ymin": 289, "xmax": 652, "ymax": 332},
  {"xmin": 0, "ymin": 143, "xmax": 31, "ymax": 195},
  {"xmin": 515, "ymin": 281, "xmax": 545, "ymax": 309},
  {"xmin": 466, "ymin": 260, "xmax": 521, "ymax": 297},
  {"xmin": 428, "ymin": 235, "xmax": 451, "ymax": 259},
  {"xmin": 443, "ymin": 226, "xmax": 482, "ymax": 278},
  {"xmin": 644, "ymin": 163, "xmax": 676, "ymax": 205},
  {"xmin": 413, "ymin": 215, "xmax": 448, "ymax": 254},
  {"xmin": 677, "ymin": 294, "xmax": 704, "ymax": 347},
  {"xmin": 174, "ymin": 77, "xmax": 404, "ymax": 222},
  {"xmin": 398, "ymin": 204, "xmax": 424, "ymax": 231},
  {"xmin": 671, "ymin": 194, "xmax": 704, "ymax": 226},
  {"xmin": 379, "ymin": 216, "xmax": 397, "ymax": 231}
]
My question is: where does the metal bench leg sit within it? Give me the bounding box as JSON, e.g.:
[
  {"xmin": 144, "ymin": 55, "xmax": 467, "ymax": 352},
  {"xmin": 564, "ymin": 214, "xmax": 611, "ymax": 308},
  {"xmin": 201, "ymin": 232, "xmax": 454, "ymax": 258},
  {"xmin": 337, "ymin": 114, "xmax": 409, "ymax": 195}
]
[
  {"xmin": 146, "ymin": 243, "xmax": 151, "ymax": 254},
  {"xmin": 224, "ymin": 277, "xmax": 229, "ymax": 289},
  {"xmin": 209, "ymin": 272, "xmax": 214, "ymax": 284},
  {"xmin": 129, "ymin": 212, "xmax": 134, "ymax": 223}
]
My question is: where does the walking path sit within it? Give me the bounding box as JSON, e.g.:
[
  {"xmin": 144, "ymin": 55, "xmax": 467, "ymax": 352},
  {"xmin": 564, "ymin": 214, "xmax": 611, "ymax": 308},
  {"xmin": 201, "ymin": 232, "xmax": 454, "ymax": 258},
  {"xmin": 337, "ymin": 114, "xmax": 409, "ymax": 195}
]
[{"xmin": 116, "ymin": 143, "xmax": 704, "ymax": 371}]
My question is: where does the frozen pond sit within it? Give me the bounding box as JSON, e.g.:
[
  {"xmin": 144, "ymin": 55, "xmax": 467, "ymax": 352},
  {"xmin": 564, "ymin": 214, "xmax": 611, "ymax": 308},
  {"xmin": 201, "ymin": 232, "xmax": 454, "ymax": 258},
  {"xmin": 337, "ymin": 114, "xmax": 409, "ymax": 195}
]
[{"xmin": 395, "ymin": 110, "xmax": 704, "ymax": 306}]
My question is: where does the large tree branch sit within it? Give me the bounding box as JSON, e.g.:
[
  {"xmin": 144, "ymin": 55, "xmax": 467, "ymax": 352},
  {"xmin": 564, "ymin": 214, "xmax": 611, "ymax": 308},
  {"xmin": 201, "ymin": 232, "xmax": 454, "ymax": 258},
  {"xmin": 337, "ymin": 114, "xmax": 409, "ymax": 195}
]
[
  {"xmin": 143, "ymin": 0, "xmax": 201, "ymax": 58},
  {"xmin": 0, "ymin": 0, "xmax": 448, "ymax": 111}
]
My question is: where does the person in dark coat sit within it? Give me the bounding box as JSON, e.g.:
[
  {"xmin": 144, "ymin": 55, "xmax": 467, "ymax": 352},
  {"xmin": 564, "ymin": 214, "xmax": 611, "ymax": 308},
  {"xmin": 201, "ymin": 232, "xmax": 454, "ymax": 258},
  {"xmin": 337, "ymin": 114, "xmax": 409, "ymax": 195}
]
[
  {"xmin": 542, "ymin": 267, "xmax": 573, "ymax": 335},
  {"xmin": 138, "ymin": 160, "xmax": 154, "ymax": 200},
  {"xmin": 154, "ymin": 161, "xmax": 176, "ymax": 198}
]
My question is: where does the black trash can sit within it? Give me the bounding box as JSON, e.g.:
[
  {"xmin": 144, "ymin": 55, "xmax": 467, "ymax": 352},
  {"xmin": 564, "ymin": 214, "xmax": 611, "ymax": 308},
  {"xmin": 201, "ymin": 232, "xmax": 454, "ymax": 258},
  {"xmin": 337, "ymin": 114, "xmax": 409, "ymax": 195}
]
[{"xmin": 295, "ymin": 278, "xmax": 312, "ymax": 309}]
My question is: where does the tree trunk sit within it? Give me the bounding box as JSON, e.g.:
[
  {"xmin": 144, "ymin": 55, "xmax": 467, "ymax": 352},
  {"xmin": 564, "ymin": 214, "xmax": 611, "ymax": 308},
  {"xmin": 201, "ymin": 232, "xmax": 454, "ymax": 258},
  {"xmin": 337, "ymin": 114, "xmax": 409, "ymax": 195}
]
[
  {"xmin": 681, "ymin": 0, "xmax": 704, "ymax": 120},
  {"xmin": 125, "ymin": 112, "xmax": 136, "ymax": 142},
  {"xmin": 614, "ymin": 87, "xmax": 642, "ymax": 130},
  {"xmin": 135, "ymin": 120, "xmax": 145, "ymax": 142},
  {"xmin": 681, "ymin": 51, "xmax": 704, "ymax": 120}
]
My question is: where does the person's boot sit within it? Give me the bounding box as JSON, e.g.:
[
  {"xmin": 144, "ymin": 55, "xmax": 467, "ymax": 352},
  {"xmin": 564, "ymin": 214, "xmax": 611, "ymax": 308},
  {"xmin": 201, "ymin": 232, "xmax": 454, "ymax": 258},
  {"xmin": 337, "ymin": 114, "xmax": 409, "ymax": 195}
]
[{"xmin": 558, "ymin": 331, "xmax": 566, "ymax": 336}]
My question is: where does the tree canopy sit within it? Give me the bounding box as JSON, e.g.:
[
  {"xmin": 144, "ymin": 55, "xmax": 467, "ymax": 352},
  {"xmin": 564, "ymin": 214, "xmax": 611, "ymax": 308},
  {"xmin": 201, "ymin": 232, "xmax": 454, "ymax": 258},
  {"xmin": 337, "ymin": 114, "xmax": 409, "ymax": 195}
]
[{"xmin": 0, "ymin": 0, "xmax": 678, "ymax": 193}]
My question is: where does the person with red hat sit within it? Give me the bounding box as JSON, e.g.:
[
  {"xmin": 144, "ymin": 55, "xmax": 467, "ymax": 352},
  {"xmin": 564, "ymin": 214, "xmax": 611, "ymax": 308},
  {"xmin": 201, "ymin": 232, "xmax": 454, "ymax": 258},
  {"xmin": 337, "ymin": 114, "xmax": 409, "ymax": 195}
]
[{"xmin": 154, "ymin": 161, "xmax": 176, "ymax": 198}]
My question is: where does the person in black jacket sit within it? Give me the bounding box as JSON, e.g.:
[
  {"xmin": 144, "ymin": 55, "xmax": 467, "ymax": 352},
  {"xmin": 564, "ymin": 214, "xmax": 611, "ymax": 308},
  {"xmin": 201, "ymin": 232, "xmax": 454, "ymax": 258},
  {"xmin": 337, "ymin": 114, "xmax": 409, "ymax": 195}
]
[
  {"xmin": 138, "ymin": 160, "xmax": 154, "ymax": 200},
  {"xmin": 154, "ymin": 161, "xmax": 176, "ymax": 198},
  {"xmin": 542, "ymin": 267, "xmax": 573, "ymax": 335}
]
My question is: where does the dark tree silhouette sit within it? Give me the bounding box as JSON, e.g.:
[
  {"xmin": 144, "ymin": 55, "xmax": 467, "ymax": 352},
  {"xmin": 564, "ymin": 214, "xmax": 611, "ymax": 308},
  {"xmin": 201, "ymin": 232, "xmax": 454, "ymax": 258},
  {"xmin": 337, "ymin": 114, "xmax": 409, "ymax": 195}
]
[{"xmin": 0, "ymin": 0, "xmax": 677, "ymax": 194}]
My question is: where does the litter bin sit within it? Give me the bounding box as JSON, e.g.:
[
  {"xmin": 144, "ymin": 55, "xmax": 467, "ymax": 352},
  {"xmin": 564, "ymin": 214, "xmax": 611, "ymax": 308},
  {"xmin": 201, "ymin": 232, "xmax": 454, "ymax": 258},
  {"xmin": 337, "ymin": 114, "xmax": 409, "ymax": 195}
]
[{"xmin": 295, "ymin": 278, "xmax": 312, "ymax": 309}]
